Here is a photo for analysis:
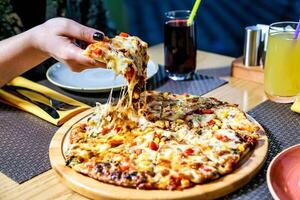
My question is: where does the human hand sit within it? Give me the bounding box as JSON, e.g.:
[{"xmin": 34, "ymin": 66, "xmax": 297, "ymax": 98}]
[{"xmin": 33, "ymin": 18, "xmax": 105, "ymax": 72}]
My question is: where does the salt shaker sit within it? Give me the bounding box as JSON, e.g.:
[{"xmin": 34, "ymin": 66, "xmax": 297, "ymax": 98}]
[{"xmin": 243, "ymin": 26, "xmax": 262, "ymax": 66}]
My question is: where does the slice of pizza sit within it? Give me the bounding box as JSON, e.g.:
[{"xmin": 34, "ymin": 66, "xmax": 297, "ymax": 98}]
[{"xmin": 83, "ymin": 33, "xmax": 149, "ymax": 102}]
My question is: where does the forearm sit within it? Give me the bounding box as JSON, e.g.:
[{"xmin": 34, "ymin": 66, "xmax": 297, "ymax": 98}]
[
  {"xmin": 0, "ymin": 26, "xmax": 50, "ymax": 87},
  {"xmin": 0, "ymin": 18, "xmax": 104, "ymax": 87}
]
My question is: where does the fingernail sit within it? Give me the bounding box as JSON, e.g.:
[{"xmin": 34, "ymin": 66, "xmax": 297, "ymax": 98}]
[{"xmin": 93, "ymin": 32, "xmax": 104, "ymax": 41}]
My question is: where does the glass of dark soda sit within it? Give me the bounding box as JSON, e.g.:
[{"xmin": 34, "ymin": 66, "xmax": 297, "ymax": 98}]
[{"xmin": 164, "ymin": 10, "xmax": 197, "ymax": 80}]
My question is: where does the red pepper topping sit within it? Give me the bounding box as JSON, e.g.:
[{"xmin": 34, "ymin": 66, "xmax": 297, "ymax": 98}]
[
  {"xmin": 203, "ymin": 168, "xmax": 212, "ymax": 172},
  {"xmin": 153, "ymin": 132, "xmax": 160, "ymax": 139},
  {"xmin": 120, "ymin": 165, "xmax": 130, "ymax": 171},
  {"xmin": 208, "ymin": 120, "xmax": 216, "ymax": 126},
  {"xmin": 124, "ymin": 67, "xmax": 135, "ymax": 83},
  {"xmin": 136, "ymin": 149, "xmax": 143, "ymax": 155},
  {"xmin": 219, "ymin": 150, "xmax": 230, "ymax": 156},
  {"xmin": 194, "ymin": 109, "xmax": 214, "ymax": 115},
  {"xmin": 161, "ymin": 169, "xmax": 170, "ymax": 176},
  {"xmin": 96, "ymin": 49, "xmax": 103, "ymax": 55},
  {"xmin": 114, "ymin": 126, "xmax": 122, "ymax": 132},
  {"xmin": 149, "ymin": 141, "xmax": 158, "ymax": 151},
  {"xmin": 216, "ymin": 135, "xmax": 230, "ymax": 142},
  {"xmin": 192, "ymin": 163, "xmax": 203, "ymax": 169},
  {"xmin": 184, "ymin": 148, "xmax": 194, "ymax": 155},
  {"xmin": 119, "ymin": 32, "xmax": 129, "ymax": 37},
  {"xmin": 124, "ymin": 156, "xmax": 130, "ymax": 162},
  {"xmin": 169, "ymin": 176, "xmax": 182, "ymax": 190},
  {"xmin": 86, "ymin": 163, "xmax": 94, "ymax": 169},
  {"xmin": 201, "ymin": 109, "xmax": 214, "ymax": 114},
  {"xmin": 101, "ymin": 128, "xmax": 110, "ymax": 135},
  {"xmin": 130, "ymin": 141, "xmax": 137, "ymax": 147}
]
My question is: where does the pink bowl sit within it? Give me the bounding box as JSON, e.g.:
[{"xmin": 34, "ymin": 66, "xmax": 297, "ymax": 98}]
[{"xmin": 267, "ymin": 144, "xmax": 300, "ymax": 200}]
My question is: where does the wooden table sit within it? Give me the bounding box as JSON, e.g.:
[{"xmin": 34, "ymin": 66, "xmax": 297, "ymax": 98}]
[{"xmin": 0, "ymin": 44, "xmax": 267, "ymax": 200}]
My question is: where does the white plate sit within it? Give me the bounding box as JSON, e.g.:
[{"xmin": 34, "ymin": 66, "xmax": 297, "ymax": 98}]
[{"xmin": 46, "ymin": 60, "xmax": 158, "ymax": 93}]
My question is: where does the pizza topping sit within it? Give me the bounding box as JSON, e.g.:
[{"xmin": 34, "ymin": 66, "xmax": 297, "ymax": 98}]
[
  {"xmin": 119, "ymin": 32, "xmax": 129, "ymax": 37},
  {"xmin": 101, "ymin": 128, "xmax": 110, "ymax": 135},
  {"xmin": 216, "ymin": 135, "xmax": 230, "ymax": 142},
  {"xmin": 95, "ymin": 48, "xmax": 103, "ymax": 56},
  {"xmin": 196, "ymin": 109, "xmax": 214, "ymax": 114},
  {"xmin": 184, "ymin": 148, "xmax": 194, "ymax": 156},
  {"xmin": 86, "ymin": 163, "xmax": 94, "ymax": 170},
  {"xmin": 109, "ymin": 138, "xmax": 124, "ymax": 147},
  {"xmin": 149, "ymin": 141, "xmax": 159, "ymax": 151},
  {"xmin": 136, "ymin": 149, "xmax": 143, "ymax": 155},
  {"xmin": 208, "ymin": 119, "xmax": 216, "ymax": 126},
  {"xmin": 120, "ymin": 164, "xmax": 130, "ymax": 171},
  {"xmin": 168, "ymin": 176, "xmax": 182, "ymax": 190},
  {"xmin": 161, "ymin": 169, "xmax": 170, "ymax": 176}
]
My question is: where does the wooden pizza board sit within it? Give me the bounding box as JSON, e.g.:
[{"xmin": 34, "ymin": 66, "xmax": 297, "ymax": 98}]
[{"xmin": 49, "ymin": 108, "xmax": 268, "ymax": 200}]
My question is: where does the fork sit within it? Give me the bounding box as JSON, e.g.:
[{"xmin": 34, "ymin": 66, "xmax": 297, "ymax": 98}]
[{"xmin": 6, "ymin": 85, "xmax": 78, "ymax": 111}]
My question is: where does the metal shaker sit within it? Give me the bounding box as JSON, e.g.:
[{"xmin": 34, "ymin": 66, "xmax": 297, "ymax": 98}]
[{"xmin": 243, "ymin": 26, "xmax": 262, "ymax": 66}]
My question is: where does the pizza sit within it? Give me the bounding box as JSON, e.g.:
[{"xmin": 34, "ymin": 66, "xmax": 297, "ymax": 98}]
[
  {"xmin": 65, "ymin": 90, "xmax": 262, "ymax": 190},
  {"xmin": 83, "ymin": 32, "xmax": 149, "ymax": 102},
  {"xmin": 75, "ymin": 33, "xmax": 262, "ymax": 190}
]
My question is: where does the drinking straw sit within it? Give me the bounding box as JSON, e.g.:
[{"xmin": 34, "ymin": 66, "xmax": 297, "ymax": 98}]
[
  {"xmin": 187, "ymin": 0, "xmax": 202, "ymax": 26},
  {"xmin": 293, "ymin": 19, "xmax": 300, "ymax": 39}
]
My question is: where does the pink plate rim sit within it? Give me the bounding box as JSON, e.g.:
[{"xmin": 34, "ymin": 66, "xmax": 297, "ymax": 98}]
[{"xmin": 266, "ymin": 143, "xmax": 300, "ymax": 200}]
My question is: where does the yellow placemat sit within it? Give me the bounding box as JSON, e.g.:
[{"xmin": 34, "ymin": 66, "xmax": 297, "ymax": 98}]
[{"xmin": 0, "ymin": 77, "xmax": 91, "ymax": 126}]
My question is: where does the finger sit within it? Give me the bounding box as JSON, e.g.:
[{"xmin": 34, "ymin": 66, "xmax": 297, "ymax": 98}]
[
  {"xmin": 67, "ymin": 63, "xmax": 88, "ymax": 72},
  {"xmin": 67, "ymin": 61, "xmax": 106, "ymax": 72},
  {"xmin": 93, "ymin": 61, "xmax": 106, "ymax": 68},
  {"xmin": 59, "ymin": 19, "xmax": 105, "ymax": 43},
  {"xmin": 83, "ymin": 59, "xmax": 106, "ymax": 68},
  {"xmin": 65, "ymin": 44, "xmax": 106, "ymax": 68}
]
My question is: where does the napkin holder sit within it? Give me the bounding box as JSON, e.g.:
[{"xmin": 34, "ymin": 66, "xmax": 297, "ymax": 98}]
[{"xmin": 231, "ymin": 57, "xmax": 264, "ymax": 83}]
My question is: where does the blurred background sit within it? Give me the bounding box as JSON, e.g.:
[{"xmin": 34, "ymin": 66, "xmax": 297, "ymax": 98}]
[
  {"xmin": 1, "ymin": 0, "xmax": 300, "ymax": 69},
  {"xmin": 104, "ymin": 0, "xmax": 300, "ymax": 57}
]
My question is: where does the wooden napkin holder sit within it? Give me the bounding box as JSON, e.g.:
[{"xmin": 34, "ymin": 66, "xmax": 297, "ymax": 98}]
[{"xmin": 231, "ymin": 57, "xmax": 264, "ymax": 83}]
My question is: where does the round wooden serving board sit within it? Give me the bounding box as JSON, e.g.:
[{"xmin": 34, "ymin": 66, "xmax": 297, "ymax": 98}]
[{"xmin": 49, "ymin": 108, "xmax": 268, "ymax": 200}]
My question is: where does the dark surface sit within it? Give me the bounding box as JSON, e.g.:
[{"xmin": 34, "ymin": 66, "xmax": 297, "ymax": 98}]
[
  {"xmin": 124, "ymin": 0, "xmax": 300, "ymax": 57},
  {"xmin": 148, "ymin": 66, "xmax": 227, "ymax": 95},
  {"xmin": 10, "ymin": 0, "xmax": 46, "ymax": 30},
  {"xmin": 0, "ymin": 68, "xmax": 227, "ymax": 183},
  {"xmin": 0, "ymin": 104, "xmax": 58, "ymax": 183}
]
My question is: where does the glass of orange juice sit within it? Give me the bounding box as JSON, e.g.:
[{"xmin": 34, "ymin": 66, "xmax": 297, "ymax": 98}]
[{"xmin": 264, "ymin": 22, "xmax": 300, "ymax": 103}]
